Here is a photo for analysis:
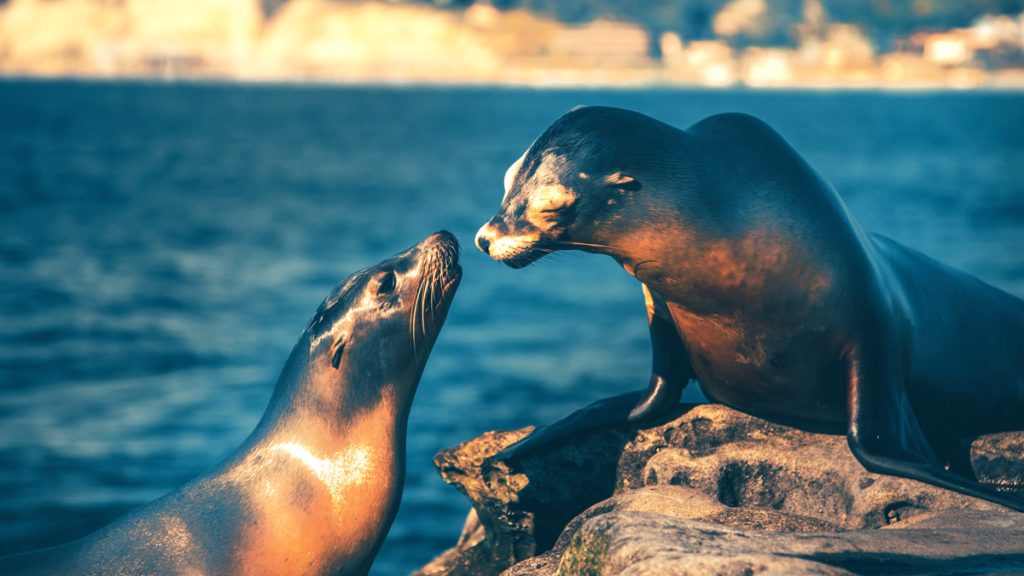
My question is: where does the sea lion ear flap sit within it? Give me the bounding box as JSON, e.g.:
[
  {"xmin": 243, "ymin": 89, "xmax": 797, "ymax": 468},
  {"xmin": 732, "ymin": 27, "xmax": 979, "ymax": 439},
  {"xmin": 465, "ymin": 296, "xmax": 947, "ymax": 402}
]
[
  {"xmin": 330, "ymin": 340, "xmax": 346, "ymax": 369},
  {"xmin": 603, "ymin": 172, "xmax": 642, "ymax": 192}
]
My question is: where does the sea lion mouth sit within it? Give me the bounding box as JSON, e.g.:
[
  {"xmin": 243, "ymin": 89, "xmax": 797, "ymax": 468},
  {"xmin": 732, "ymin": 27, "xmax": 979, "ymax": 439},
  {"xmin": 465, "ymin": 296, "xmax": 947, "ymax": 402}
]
[
  {"xmin": 481, "ymin": 234, "xmax": 550, "ymax": 269},
  {"xmin": 410, "ymin": 231, "xmax": 462, "ymax": 352}
]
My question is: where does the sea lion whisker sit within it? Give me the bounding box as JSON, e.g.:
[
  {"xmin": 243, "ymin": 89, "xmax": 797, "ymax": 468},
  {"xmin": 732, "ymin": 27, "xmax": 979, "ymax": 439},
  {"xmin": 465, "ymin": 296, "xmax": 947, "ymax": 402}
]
[
  {"xmin": 415, "ymin": 281, "xmax": 424, "ymax": 341},
  {"xmin": 525, "ymin": 251, "xmax": 562, "ymax": 269},
  {"xmin": 409, "ymin": 282, "xmax": 417, "ymax": 347},
  {"xmin": 427, "ymin": 267, "xmax": 439, "ymax": 331},
  {"xmin": 555, "ymin": 240, "xmax": 612, "ymax": 250},
  {"xmin": 536, "ymin": 248, "xmax": 565, "ymax": 260},
  {"xmin": 410, "ymin": 278, "xmax": 420, "ymax": 348},
  {"xmin": 411, "ymin": 272, "xmax": 428, "ymax": 352},
  {"xmin": 418, "ymin": 270, "xmax": 430, "ymax": 338}
]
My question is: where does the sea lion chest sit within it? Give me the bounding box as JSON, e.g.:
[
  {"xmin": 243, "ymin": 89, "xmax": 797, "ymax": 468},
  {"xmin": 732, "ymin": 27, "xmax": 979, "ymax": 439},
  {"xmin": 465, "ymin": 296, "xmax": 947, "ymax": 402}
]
[{"xmin": 665, "ymin": 300, "xmax": 847, "ymax": 426}]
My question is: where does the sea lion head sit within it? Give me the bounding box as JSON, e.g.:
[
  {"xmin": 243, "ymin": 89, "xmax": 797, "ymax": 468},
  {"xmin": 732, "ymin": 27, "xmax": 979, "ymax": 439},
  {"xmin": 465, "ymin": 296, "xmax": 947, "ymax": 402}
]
[
  {"xmin": 291, "ymin": 231, "xmax": 462, "ymax": 414},
  {"xmin": 475, "ymin": 106, "xmax": 667, "ymax": 268}
]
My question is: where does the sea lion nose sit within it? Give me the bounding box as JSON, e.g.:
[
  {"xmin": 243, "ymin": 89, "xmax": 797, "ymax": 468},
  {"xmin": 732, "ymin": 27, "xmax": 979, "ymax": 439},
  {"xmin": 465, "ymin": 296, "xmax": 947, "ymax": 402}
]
[
  {"xmin": 429, "ymin": 229, "xmax": 458, "ymax": 249},
  {"xmin": 475, "ymin": 227, "xmax": 492, "ymax": 255}
]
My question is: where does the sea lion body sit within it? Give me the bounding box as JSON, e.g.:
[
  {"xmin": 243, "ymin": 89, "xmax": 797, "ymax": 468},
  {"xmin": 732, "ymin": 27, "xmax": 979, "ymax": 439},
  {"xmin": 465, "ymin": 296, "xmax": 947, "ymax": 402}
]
[
  {"xmin": 0, "ymin": 231, "xmax": 462, "ymax": 575},
  {"xmin": 475, "ymin": 107, "xmax": 1024, "ymax": 509}
]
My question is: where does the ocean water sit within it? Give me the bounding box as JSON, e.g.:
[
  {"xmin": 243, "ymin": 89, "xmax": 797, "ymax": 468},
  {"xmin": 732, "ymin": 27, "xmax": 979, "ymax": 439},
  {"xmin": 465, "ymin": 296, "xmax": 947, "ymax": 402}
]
[{"xmin": 0, "ymin": 80, "xmax": 1022, "ymax": 574}]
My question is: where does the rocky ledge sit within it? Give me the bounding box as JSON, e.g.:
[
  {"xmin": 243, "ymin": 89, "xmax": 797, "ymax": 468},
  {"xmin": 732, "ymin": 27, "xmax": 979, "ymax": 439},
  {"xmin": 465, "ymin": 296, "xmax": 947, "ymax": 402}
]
[{"xmin": 415, "ymin": 404, "xmax": 1024, "ymax": 575}]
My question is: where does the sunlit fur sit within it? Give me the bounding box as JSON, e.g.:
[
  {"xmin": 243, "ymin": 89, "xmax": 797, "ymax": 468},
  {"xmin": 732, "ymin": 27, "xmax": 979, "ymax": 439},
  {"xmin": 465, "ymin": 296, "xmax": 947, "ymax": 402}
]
[
  {"xmin": 267, "ymin": 443, "xmax": 374, "ymax": 510},
  {"xmin": 503, "ymin": 150, "xmax": 527, "ymax": 200},
  {"xmin": 0, "ymin": 232, "xmax": 462, "ymax": 576}
]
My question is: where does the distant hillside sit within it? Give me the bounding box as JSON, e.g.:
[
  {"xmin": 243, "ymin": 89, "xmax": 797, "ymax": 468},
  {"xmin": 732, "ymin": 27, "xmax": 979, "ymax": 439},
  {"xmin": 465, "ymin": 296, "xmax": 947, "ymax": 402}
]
[
  {"xmin": 8, "ymin": 0, "xmax": 1024, "ymax": 39},
  {"xmin": 394, "ymin": 0, "xmax": 1024, "ymax": 47},
  {"xmin": 2, "ymin": 0, "xmax": 1023, "ymax": 88}
]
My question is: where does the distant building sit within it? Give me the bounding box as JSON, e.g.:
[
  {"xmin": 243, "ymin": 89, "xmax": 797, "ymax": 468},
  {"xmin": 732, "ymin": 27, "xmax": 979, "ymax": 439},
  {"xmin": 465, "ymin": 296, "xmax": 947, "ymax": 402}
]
[
  {"xmin": 713, "ymin": 0, "xmax": 768, "ymax": 38},
  {"xmin": 969, "ymin": 14, "xmax": 1023, "ymax": 51},
  {"xmin": 741, "ymin": 47, "xmax": 794, "ymax": 86},
  {"xmin": 659, "ymin": 32, "xmax": 686, "ymax": 68},
  {"xmin": 804, "ymin": 24, "xmax": 874, "ymax": 70},
  {"xmin": 465, "ymin": 1, "xmax": 500, "ymax": 29},
  {"xmin": 550, "ymin": 19, "xmax": 651, "ymax": 67},
  {"xmin": 922, "ymin": 32, "xmax": 974, "ymax": 66},
  {"xmin": 661, "ymin": 33, "xmax": 738, "ymax": 87}
]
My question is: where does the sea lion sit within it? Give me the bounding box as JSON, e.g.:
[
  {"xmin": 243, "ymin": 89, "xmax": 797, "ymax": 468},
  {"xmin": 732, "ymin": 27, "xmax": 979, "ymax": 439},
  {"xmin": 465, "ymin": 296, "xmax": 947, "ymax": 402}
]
[
  {"xmin": 475, "ymin": 106, "xmax": 1024, "ymax": 510},
  {"xmin": 0, "ymin": 231, "xmax": 463, "ymax": 575}
]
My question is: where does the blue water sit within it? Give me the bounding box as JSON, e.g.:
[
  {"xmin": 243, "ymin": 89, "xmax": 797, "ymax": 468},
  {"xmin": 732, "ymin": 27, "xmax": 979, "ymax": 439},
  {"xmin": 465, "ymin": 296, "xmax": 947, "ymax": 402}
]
[{"xmin": 0, "ymin": 80, "xmax": 1022, "ymax": 574}]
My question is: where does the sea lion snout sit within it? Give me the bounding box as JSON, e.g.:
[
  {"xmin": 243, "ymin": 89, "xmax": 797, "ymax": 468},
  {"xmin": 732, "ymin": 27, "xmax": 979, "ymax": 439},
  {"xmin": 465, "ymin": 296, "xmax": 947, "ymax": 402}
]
[
  {"xmin": 475, "ymin": 220, "xmax": 498, "ymax": 255},
  {"xmin": 474, "ymin": 218, "xmax": 544, "ymax": 268},
  {"xmin": 475, "ymin": 228, "xmax": 492, "ymax": 255},
  {"xmin": 407, "ymin": 230, "xmax": 462, "ymax": 342},
  {"xmin": 424, "ymin": 229, "xmax": 461, "ymax": 262},
  {"xmin": 378, "ymin": 230, "xmax": 462, "ymax": 307},
  {"xmin": 419, "ymin": 230, "xmax": 461, "ymax": 287}
]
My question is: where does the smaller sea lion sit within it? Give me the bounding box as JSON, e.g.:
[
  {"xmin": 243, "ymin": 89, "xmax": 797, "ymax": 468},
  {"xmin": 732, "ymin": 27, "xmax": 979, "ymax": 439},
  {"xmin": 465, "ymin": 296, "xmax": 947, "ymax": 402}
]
[{"xmin": 0, "ymin": 231, "xmax": 463, "ymax": 575}]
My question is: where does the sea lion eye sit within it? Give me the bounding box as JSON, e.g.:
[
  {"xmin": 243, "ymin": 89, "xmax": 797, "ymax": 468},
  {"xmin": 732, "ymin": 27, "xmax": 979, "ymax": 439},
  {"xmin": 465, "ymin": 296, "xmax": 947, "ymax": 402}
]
[
  {"xmin": 604, "ymin": 172, "xmax": 641, "ymax": 191},
  {"xmin": 377, "ymin": 271, "xmax": 396, "ymax": 295},
  {"xmin": 331, "ymin": 343, "xmax": 345, "ymax": 369}
]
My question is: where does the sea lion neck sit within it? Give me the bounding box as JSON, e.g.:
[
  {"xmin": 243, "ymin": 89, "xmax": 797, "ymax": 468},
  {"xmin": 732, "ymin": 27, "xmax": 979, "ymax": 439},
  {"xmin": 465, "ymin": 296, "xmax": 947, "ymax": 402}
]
[
  {"xmin": 250, "ymin": 338, "xmax": 416, "ymax": 450},
  {"xmin": 216, "ymin": 389, "xmax": 406, "ymax": 576},
  {"xmin": 606, "ymin": 220, "xmax": 692, "ymax": 291}
]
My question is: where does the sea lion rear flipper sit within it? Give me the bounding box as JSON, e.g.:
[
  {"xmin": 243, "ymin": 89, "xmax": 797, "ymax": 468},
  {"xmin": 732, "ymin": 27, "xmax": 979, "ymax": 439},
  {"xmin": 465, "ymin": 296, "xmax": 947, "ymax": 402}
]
[
  {"xmin": 845, "ymin": 335, "xmax": 1024, "ymax": 511},
  {"xmin": 629, "ymin": 285, "xmax": 693, "ymax": 421}
]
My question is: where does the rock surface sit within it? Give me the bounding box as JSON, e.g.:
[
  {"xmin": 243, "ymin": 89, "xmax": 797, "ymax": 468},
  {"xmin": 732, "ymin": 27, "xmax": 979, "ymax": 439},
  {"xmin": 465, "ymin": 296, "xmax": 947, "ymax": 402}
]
[{"xmin": 415, "ymin": 403, "xmax": 1024, "ymax": 576}]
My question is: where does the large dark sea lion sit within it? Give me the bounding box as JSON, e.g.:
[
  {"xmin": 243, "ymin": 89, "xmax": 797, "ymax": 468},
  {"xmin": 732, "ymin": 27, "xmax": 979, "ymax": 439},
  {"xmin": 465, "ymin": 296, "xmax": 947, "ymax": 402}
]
[
  {"xmin": 475, "ymin": 106, "xmax": 1024, "ymax": 510},
  {"xmin": 0, "ymin": 231, "xmax": 462, "ymax": 575}
]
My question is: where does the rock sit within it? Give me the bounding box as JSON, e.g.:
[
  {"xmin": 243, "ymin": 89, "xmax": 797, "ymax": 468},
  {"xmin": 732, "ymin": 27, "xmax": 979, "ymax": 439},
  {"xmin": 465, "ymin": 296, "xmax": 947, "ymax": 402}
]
[
  {"xmin": 550, "ymin": 506, "xmax": 1024, "ymax": 576},
  {"xmin": 415, "ymin": 404, "xmax": 1024, "ymax": 576},
  {"xmin": 972, "ymin": 431, "xmax": 1024, "ymax": 491}
]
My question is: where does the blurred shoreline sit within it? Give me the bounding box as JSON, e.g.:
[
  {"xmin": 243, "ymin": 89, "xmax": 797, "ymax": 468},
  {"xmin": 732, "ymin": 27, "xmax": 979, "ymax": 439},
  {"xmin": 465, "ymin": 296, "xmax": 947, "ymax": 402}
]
[
  {"xmin": 6, "ymin": 75, "xmax": 1024, "ymax": 93},
  {"xmin": 2, "ymin": 0, "xmax": 1024, "ymax": 91}
]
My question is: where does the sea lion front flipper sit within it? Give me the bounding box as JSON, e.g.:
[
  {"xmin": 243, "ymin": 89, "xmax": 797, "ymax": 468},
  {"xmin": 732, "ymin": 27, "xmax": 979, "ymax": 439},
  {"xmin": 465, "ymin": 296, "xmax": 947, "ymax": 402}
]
[
  {"xmin": 628, "ymin": 285, "xmax": 693, "ymax": 421},
  {"xmin": 496, "ymin": 391, "xmax": 647, "ymax": 461},
  {"xmin": 498, "ymin": 286, "xmax": 693, "ymax": 462},
  {"xmin": 845, "ymin": 333, "xmax": 1024, "ymax": 511}
]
